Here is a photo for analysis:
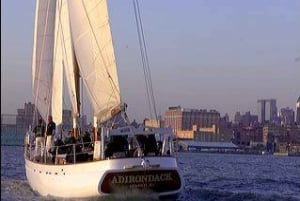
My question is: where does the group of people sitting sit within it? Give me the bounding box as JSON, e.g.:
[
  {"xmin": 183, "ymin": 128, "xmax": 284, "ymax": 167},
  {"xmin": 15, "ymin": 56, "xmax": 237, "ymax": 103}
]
[
  {"xmin": 48, "ymin": 131, "xmax": 93, "ymax": 164},
  {"xmin": 31, "ymin": 115, "xmax": 93, "ymax": 163}
]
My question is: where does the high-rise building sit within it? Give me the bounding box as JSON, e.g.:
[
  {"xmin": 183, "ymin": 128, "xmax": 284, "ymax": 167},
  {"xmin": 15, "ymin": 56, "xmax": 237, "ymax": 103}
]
[
  {"xmin": 265, "ymin": 99, "xmax": 277, "ymax": 122},
  {"xmin": 257, "ymin": 99, "xmax": 277, "ymax": 124},
  {"xmin": 296, "ymin": 96, "xmax": 300, "ymax": 124},
  {"xmin": 257, "ymin": 100, "xmax": 265, "ymax": 123}
]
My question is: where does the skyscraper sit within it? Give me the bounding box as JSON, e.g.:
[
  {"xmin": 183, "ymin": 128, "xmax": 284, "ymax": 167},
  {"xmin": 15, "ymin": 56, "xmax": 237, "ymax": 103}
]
[
  {"xmin": 257, "ymin": 99, "xmax": 277, "ymax": 124},
  {"xmin": 257, "ymin": 100, "xmax": 265, "ymax": 123}
]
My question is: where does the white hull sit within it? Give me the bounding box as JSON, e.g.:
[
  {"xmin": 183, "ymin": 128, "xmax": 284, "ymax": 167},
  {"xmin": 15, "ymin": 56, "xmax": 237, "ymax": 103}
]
[{"xmin": 25, "ymin": 156, "xmax": 183, "ymax": 198}]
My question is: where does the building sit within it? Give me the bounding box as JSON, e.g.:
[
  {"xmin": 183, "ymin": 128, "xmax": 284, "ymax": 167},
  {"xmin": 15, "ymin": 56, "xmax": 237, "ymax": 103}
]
[
  {"xmin": 144, "ymin": 118, "xmax": 164, "ymax": 128},
  {"xmin": 16, "ymin": 102, "xmax": 41, "ymax": 130},
  {"xmin": 232, "ymin": 125, "xmax": 263, "ymax": 146},
  {"xmin": 164, "ymin": 106, "xmax": 220, "ymax": 137},
  {"xmin": 257, "ymin": 100, "xmax": 265, "ymax": 123},
  {"xmin": 194, "ymin": 125, "xmax": 220, "ymax": 142},
  {"xmin": 219, "ymin": 121, "xmax": 236, "ymax": 142},
  {"xmin": 265, "ymin": 99, "xmax": 277, "ymax": 123},
  {"xmin": 296, "ymin": 96, "xmax": 300, "ymax": 125},
  {"xmin": 15, "ymin": 102, "xmax": 80, "ymax": 131},
  {"xmin": 175, "ymin": 124, "xmax": 219, "ymax": 140},
  {"xmin": 262, "ymin": 125, "xmax": 285, "ymax": 152},
  {"xmin": 234, "ymin": 111, "xmax": 258, "ymax": 126},
  {"xmin": 278, "ymin": 107, "xmax": 295, "ymax": 126},
  {"xmin": 257, "ymin": 99, "xmax": 277, "ymax": 124}
]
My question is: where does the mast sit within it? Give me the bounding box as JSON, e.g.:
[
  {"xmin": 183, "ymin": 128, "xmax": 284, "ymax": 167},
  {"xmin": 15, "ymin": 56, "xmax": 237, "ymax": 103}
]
[{"xmin": 73, "ymin": 52, "xmax": 80, "ymax": 139}]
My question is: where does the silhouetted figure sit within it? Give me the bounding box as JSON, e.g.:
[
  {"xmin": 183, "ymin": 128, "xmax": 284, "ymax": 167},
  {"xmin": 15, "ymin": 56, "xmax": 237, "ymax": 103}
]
[{"xmin": 82, "ymin": 131, "xmax": 92, "ymax": 148}]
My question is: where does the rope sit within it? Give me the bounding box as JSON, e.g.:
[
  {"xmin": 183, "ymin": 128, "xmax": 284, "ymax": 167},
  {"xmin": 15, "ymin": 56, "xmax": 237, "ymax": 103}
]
[{"xmin": 133, "ymin": 0, "xmax": 158, "ymax": 122}]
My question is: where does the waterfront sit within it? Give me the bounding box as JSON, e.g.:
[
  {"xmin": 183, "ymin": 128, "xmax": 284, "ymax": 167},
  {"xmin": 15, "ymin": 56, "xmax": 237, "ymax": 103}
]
[{"xmin": 1, "ymin": 145, "xmax": 300, "ymax": 201}]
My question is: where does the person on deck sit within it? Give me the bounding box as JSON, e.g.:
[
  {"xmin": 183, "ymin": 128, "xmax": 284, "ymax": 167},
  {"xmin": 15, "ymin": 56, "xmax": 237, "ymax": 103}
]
[
  {"xmin": 45, "ymin": 115, "xmax": 56, "ymax": 158},
  {"xmin": 33, "ymin": 119, "xmax": 45, "ymax": 161}
]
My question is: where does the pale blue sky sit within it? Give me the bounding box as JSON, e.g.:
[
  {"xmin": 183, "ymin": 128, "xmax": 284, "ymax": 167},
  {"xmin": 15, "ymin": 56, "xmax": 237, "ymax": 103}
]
[{"xmin": 1, "ymin": 0, "xmax": 300, "ymax": 122}]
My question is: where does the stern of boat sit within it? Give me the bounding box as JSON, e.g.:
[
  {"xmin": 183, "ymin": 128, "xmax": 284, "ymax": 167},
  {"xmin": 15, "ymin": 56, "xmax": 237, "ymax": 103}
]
[{"xmin": 98, "ymin": 157, "xmax": 183, "ymax": 198}]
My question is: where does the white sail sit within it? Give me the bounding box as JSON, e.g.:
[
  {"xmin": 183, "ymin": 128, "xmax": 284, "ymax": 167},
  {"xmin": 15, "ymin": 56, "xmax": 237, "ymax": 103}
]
[
  {"xmin": 51, "ymin": 0, "xmax": 64, "ymax": 125},
  {"xmin": 32, "ymin": 0, "xmax": 57, "ymax": 122},
  {"xmin": 67, "ymin": 0, "xmax": 121, "ymax": 124},
  {"xmin": 57, "ymin": 0, "xmax": 79, "ymax": 119}
]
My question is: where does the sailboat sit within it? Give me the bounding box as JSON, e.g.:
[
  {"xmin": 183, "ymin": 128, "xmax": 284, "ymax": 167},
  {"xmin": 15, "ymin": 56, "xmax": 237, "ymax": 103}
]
[{"xmin": 24, "ymin": 0, "xmax": 183, "ymax": 199}]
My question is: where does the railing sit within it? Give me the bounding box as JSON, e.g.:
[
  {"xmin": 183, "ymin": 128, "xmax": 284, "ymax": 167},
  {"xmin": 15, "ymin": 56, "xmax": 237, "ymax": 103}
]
[
  {"xmin": 24, "ymin": 140, "xmax": 94, "ymax": 164},
  {"xmin": 24, "ymin": 137, "xmax": 176, "ymax": 165}
]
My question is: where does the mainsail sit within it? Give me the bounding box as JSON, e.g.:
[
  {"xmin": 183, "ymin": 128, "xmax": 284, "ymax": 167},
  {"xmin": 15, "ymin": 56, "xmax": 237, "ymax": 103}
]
[{"xmin": 32, "ymin": 0, "xmax": 121, "ymax": 126}]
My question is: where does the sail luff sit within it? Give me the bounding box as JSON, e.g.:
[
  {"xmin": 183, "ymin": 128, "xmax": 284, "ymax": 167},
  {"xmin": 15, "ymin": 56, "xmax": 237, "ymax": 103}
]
[
  {"xmin": 32, "ymin": 0, "xmax": 39, "ymax": 95},
  {"xmin": 32, "ymin": 0, "xmax": 57, "ymax": 122}
]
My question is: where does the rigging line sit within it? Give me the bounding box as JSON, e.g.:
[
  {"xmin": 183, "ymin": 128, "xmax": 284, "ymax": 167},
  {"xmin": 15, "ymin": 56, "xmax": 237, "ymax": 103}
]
[
  {"xmin": 133, "ymin": 0, "xmax": 153, "ymax": 119},
  {"xmin": 134, "ymin": 0, "xmax": 158, "ymax": 121},
  {"xmin": 138, "ymin": 2, "xmax": 157, "ymax": 120},
  {"xmin": 136, "ymin": 1, "xmax": 153, "ymax": 112},
  {"xmin": 136, "ymin": 2, "xmax": 158, "ymax": 121},
  {"xmin": 136, "ymin": 1, "xmax": 158, "ymax": 121},
  {"xmin": 121, "ymin": 112, "xmax": 142, "ymax": 150},
  {"xmin": 133, "ymin": 0, "xmax": 158, "ymax": 121},
  {"xmin": 80, "ymin": 1, "xmax": 121, "ymax": 108}
]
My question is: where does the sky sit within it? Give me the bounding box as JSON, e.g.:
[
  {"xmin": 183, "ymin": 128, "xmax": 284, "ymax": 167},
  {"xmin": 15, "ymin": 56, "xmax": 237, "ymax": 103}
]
[{"xmin": 1, "ymin": 0, "xmax": 300, "ymax": 123}]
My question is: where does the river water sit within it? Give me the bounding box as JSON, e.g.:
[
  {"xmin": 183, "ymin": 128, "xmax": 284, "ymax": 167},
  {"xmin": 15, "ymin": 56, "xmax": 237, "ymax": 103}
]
[{"xmin": 1, "ymin": 145, "xmax": 300, "ymax": 201}]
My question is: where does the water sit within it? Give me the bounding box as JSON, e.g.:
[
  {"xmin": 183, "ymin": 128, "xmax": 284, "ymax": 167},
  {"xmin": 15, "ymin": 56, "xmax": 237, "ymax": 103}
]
[{"xmin": 1, "ymin": 146, "xmax": 300, "ymax": 201}]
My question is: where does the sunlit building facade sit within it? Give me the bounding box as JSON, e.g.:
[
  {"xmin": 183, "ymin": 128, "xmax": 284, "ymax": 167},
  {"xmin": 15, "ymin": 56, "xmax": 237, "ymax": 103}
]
[
  {"xmin": 296, "ymin": 96, "xmax": 300, "ymax": 125},
  {"xmin": 164, "ymin": 106, "xmax": 220, "ymax": 137}
]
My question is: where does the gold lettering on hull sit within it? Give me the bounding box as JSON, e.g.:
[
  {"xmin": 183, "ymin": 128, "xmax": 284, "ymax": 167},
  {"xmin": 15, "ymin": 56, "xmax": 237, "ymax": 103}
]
[{"xmin": 111, "ymin": 173, "xmax": 173, "ymax": 184}]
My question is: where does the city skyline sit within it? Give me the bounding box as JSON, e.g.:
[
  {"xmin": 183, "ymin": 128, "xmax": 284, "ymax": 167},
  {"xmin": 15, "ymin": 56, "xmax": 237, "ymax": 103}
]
[
  {"xmin": 8, "ymin": 98, "xmax": 299, "ymax": 125},
  {"xmin": 2, "ymin": 0, "xmax": 300, "ymax": 122}
]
